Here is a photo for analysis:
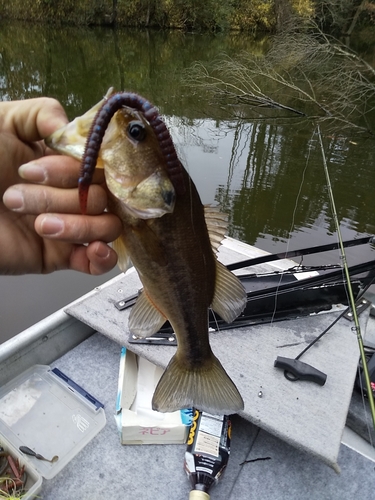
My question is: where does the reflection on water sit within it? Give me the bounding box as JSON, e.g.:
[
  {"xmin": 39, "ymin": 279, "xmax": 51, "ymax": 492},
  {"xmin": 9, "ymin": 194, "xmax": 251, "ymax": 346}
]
[
  {"xmin": 172, "ymin": 117, "xmax": 375, "ymax": 241},
  {"xmin": 1, "ymin": 22, "xmax": 374, "ymax": 343}
]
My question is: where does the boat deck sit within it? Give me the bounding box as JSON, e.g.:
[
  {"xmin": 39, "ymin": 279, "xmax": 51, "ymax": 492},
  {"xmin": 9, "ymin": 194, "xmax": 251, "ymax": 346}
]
[
  {"xmin": 40, "ymin": 331, "xmax": 374, "ymax": 500},
  {"xmin": 0, "ymin": 237, "xmax": 374, "ymax": 499}
]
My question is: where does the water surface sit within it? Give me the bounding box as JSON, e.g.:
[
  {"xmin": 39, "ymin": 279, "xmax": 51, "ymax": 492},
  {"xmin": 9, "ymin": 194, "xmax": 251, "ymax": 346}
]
[{"xmin": 1, "ymin": 22, "xmax": 374, "ymax": 342}]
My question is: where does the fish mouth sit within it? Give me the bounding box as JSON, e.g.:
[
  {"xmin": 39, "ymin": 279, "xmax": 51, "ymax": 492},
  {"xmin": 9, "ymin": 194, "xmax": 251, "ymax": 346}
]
[
  {"xmin": 45, "ymin": 120, "xmax": 87, "ymax": 161},
  {"xmin": 105, "ymin": 169, "xmax": 176, "ymax": 219}
]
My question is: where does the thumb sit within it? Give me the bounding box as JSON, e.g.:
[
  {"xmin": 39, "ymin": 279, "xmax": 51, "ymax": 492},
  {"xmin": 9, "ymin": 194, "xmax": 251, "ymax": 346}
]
[{"xmin": 3, "ymin": 97, "xmax": 69, "ymax": 142}]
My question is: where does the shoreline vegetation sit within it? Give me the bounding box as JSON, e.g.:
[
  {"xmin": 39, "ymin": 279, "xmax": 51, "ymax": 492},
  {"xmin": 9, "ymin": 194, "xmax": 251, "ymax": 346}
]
[{"xmin": 0, "ymin": 0, "xmax": 373, "ymax": 34}]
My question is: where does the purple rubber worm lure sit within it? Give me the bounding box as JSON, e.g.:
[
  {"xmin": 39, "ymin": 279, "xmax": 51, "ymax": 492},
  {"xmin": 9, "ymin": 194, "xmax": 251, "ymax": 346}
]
[{"xmin": 78, "ymin": 91, "xmax": 185, "ymax": 214}]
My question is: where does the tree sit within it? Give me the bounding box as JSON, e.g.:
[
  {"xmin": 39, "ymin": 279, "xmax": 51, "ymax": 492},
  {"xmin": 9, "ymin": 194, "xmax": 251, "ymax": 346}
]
[{"xmin": 185, "ymin": 25, "xmax": 375, "ymax": 135}]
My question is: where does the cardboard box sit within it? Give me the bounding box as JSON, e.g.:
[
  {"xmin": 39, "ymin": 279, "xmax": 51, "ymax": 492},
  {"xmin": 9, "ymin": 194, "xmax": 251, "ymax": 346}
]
[{"xmin": 116, "ymin": 348, "xmax": 191, "ymax": 444}]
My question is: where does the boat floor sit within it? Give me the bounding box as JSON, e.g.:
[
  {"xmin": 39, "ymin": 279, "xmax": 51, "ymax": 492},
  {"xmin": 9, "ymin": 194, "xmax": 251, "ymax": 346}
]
[
  {"xmin": 40, "ymin": 331, "xmax": 373, "ymax": 500},
  {"xmin": 1, "ymin": 237, "xmax": 375, "ymax": 498},
  {"xmin": 65, "ymin": 237, "xmax": 374, "ymax": 470}
]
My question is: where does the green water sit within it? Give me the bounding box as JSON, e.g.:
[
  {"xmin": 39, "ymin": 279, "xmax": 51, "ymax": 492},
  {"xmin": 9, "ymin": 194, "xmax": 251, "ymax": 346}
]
[{"xmin": 0, "ymin": 21, "xmax": 374, "ymax": 341}]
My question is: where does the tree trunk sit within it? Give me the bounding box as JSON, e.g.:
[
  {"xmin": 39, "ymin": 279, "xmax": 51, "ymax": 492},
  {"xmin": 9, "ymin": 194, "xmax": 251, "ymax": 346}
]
[
  {"xmin": 112, "ymin": 0, "xmax": 118, "ymax": 25},
  {"xmin": 344, "ymin": 0, "xmax": 367, "ymax": 35},
  {"xmin": 274, "ymin": 0, "xmax": 294, "ymax": 32}
]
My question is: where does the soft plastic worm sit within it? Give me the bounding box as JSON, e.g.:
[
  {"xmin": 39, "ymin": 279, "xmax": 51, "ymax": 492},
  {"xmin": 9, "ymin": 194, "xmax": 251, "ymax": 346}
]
[{"xmin": 79, "ymin": 92, "xmax": 185, "ymax": 213}]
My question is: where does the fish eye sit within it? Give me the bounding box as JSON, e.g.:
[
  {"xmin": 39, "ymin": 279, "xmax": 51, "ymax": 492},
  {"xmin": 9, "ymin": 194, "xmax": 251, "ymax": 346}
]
[{"xmin": 127, "ymin": 121, "xmax": 146, "ymax": 142}]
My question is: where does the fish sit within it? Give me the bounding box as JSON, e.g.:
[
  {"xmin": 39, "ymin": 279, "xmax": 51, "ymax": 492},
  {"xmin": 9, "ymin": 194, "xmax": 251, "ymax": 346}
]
[{"xmin": 46, "ymin": 88, "xmax": 246, "ymax": 415}]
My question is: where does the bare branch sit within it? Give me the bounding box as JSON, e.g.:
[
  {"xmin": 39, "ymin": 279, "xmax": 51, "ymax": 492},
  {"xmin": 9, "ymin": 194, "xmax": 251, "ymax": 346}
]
[{"xmin": 184, "ymin": 26, "xmax": 375, "ymax": 136}]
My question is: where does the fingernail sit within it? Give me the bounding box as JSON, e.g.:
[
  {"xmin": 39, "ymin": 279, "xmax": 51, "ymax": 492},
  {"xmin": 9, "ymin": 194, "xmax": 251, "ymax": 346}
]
[
  {"xmin": 95, "ymin": 243, "xmax": 111, "ymax": 259},
  {"xmin": 3, "ymin": 188, "xmax": 24, "ymax": 210},
  {"xmin": 19, "ymin": 162, "xmax": 46, "ymax": 183},
  {"xmin": 40, "ymin": 215, "xmax": 64, "ymax": 235}
]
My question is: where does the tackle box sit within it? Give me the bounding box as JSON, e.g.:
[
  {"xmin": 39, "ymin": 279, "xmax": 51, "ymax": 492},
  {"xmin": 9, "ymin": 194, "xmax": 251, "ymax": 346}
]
[{"xmin": 0, "ymin": 365, "xmax": 106, "ymax": 498}]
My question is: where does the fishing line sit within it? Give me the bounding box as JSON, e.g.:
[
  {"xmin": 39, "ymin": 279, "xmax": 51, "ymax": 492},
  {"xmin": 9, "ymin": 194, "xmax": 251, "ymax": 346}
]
[
  {"xmin": 270, "ymin": 129, "xmax": 313, "ymax": 325},
  {"xmin": 210, "ymin": 308, "xmax": 222, "ymax": 334},
  {"xmin": 317, "ymin": 124, "xmax": 375, "ymax": 432}
]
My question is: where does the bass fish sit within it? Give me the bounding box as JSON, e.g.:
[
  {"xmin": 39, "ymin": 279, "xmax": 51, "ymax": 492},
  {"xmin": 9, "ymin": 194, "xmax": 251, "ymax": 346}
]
[{"xmin": 46, "ymin": 88, "xmax": 246, "ymax": 415}]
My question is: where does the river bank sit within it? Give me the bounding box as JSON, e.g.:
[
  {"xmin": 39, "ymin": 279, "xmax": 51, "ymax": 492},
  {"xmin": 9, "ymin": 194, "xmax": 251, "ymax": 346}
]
[{"xmin": 0, "ymin": 0, "xmax": 314, "ymax": 32}]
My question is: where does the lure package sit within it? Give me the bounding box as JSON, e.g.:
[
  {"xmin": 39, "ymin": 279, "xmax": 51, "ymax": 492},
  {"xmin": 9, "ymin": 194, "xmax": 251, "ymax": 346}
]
[{"xmin": 184, "ymin": 410, "xmax": 231, "ymax": 499}]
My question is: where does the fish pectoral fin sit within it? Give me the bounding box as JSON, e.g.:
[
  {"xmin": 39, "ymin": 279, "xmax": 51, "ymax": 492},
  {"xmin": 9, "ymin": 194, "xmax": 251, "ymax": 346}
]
[
  {"xmin": 152, "ymin": 352, "xmax": 244, "ymax": 414},
  {"xmin": 211, "ymin": 260, "xmax": 246, "ymax": 324},
  {"xmin": 128, "ymin": 290, "xmax": 167, "ymax": 338},
  {"xmin": 112, "ymin": 235, "xmax": 132, "ymax": 272},
  {"xmin": 204, "ymin": 205, "xmax": 228, "ymax": 254}
]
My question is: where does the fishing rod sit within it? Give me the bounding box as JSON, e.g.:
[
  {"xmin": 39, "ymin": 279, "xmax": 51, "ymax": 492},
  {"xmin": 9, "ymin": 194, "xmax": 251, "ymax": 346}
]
[
  {"xmin": 317, "ymin": 125, "xmax": 375, "ymax": 430},
  {"xmin": 227, "ymin": 236, "xmax": 373, "ymax": 272}
]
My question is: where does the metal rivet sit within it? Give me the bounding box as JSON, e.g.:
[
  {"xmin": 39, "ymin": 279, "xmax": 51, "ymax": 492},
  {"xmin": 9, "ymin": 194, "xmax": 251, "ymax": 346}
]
[
  {"xmin": 118, "ymin": 288, "xmax": 123, "ymax": 293},
  {"xmin": 258, "ymin": 391, "xmax": 263, "ymax": 398},
  {"xmin": 118, "ymin": 301, "xmax": 125, "ymax": 307},
  {"xmin": 168, "ymin": 336, "xmax": 175, "ymax": 342}
]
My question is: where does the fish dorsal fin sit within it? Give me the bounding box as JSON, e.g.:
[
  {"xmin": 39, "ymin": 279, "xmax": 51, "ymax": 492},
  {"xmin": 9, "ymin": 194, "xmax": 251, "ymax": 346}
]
[
  {"xmin": 112, "ymin": 235, "xmax": 132, "ymax": 272},
  {"xmin": 211, "ymin": 260, "xmax": 246, "ymax": 324},
  {"xmin": 204, "ymin": 205, "xmax": 228, "ymax": 254},
  {"xmin": 128, "ymin": 290, "xmax": 167, "ymax": 338}
]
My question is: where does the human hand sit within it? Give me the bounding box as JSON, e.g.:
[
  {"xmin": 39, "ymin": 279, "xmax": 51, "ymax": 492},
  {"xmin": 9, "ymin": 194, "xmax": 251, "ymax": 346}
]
[{"xmin": 0, "ymin": 97, "xmax": 122, "ymax": 275}]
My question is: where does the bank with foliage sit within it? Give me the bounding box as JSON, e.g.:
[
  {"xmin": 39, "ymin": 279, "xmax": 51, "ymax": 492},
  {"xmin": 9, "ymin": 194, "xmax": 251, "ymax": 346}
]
[{"xmin": 0, "ymin": 0, "xmax": 372, "ymax": 33}]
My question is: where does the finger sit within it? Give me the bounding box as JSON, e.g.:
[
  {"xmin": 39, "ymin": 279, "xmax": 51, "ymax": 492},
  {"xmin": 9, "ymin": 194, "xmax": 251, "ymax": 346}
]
[
  {"xmin": 18, "ymin": 156, "xmax": 105, "ymax": 188},
  {"xmin": 66, "ymin": 242, "xmax": 118, "ymax": 275},
  {"xmin": 40, "ymin": 241, "xmax": 118, "ymax": 275},
  {"xmin": 3, "ymin": 183, "xmax": 108, "ymax": 215},
  {"xmin": 34, "ymin": 212, "xmax": 122, "ymax": 244},
  {"xmin": 87, "ymin": 241, "xmax": 118, "ymax": 275},
  {"xmin": 4, "ymin": 97, "xmax": 68, "ymax": 142}
]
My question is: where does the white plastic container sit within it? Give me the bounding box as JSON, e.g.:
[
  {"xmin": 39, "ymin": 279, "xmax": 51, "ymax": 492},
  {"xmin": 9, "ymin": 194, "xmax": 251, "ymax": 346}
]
[{"xmin": 0, "ymin": 365, "xmax": 106, "ymax": 495}]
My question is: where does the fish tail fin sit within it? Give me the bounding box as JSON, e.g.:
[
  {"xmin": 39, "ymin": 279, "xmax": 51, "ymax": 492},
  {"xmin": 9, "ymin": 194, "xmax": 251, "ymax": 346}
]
[{"xmin": 152, "ymin": 352, "xmax": 244, "ymax": 415}]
